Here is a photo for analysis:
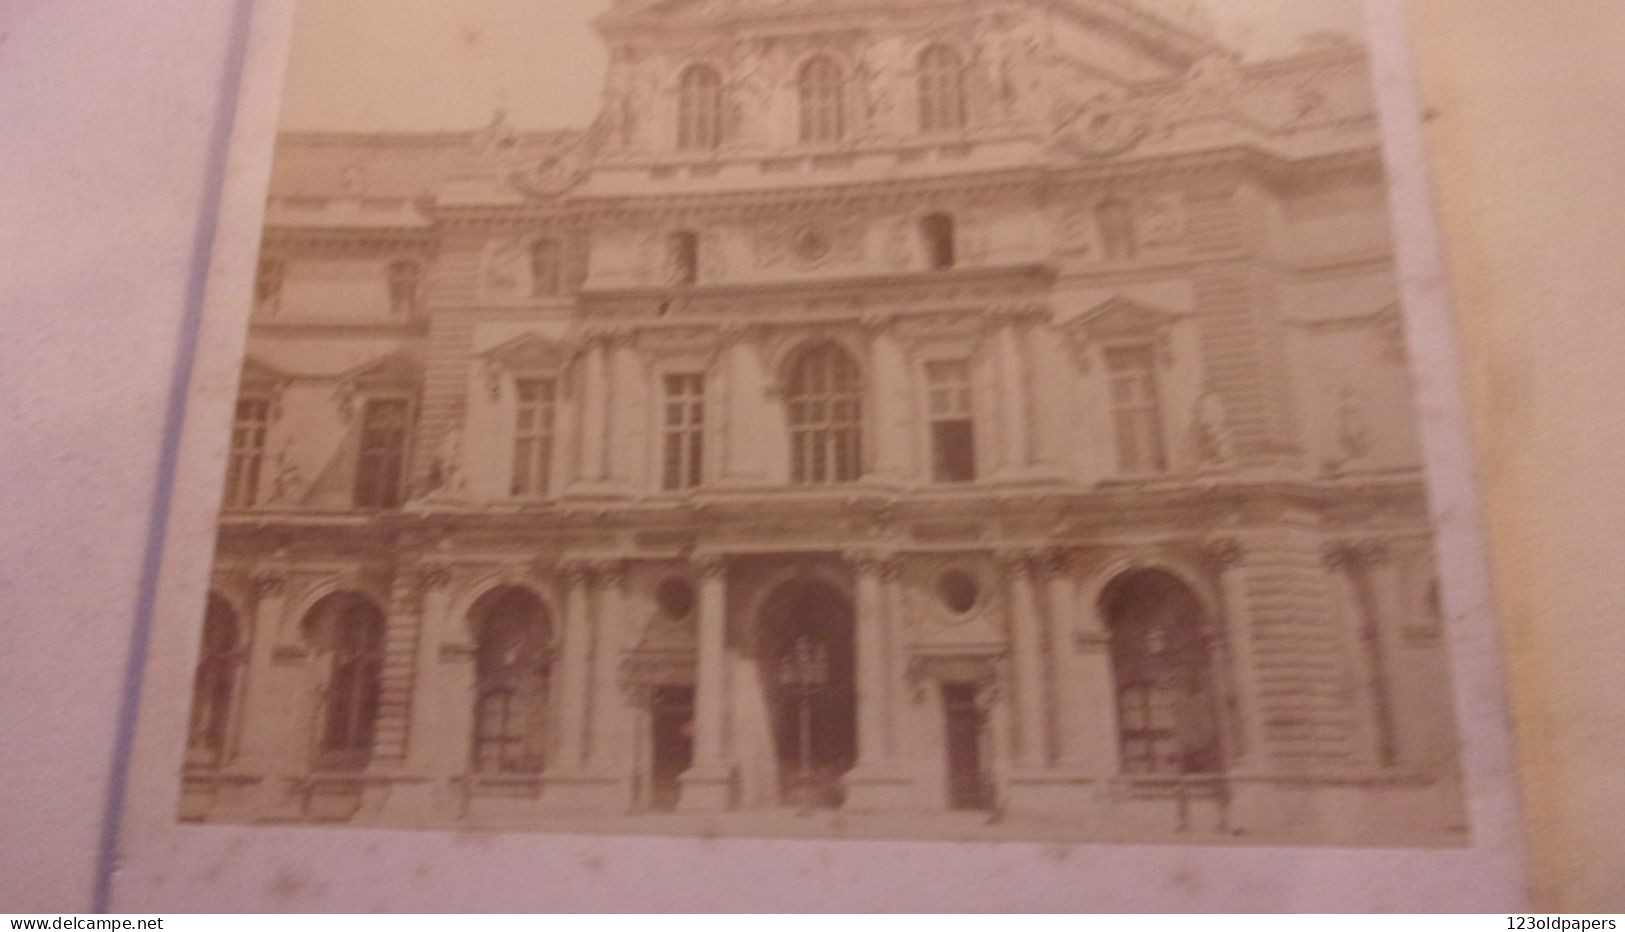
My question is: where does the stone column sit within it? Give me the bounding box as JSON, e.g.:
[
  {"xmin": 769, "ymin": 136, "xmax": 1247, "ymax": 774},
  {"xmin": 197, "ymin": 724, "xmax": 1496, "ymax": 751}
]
[
  {"xmin": 576, "ymin": 338, "xmax": 608, "ymax": 485},
  {"xmin": 609, "ymin": 335, "xmax": 644, "ymax": 489},
  {"xmin": 995, "ymin": 316, "xmax": 1032, "ymax": 475},
  {"xmin": 1051, "ymin": 551, "xmax": 1120, "ymax": 773},
  {"xmin": 234, "ymin": 570, "xmax": 302, "ymax": 817},
  {"xmin": 1026, "ymin": 315, "xmax": 1067, "ymax": 472},
  {"xmin": 850, "ymin": 551, "xmax": 890, "ymax": 768},
  {"xmin": 1001, "ymin": 550, "xmax": 1050, "ymax": 769},
  {"xmin": 1325, "ymin": 540, "xmax": 1401, "ymax": 769},
  {"xmin": 1204, "ymin": 538, "xmax": 1263, "ymax": 771},
  {"xmin": 395, "ymin": 564, "xmax": 467, "ymax": 820},
  {"xmin": 865, "ymin": 319, "xmax": 910, "ymax": 484},
  {"xmin": 720, "ymin": 326, "xmax": 768, "ymax": 484},
  {"xmin": 679, "ymin": 554, "xmax": 732, "ymax": 810},
  {"xmin": 844, "ymin": 551, "xmax": 912, "ymax": 809},
  {"xmin": 588, "ymin": 560, "xmax": 635, "ymax": 780},
  {"xmin": 555, "ymin": 562, "xmax": 596, "ymax": 772},
  {"xmin": 404, "ymin": 564, "xmax": 461, "ymax": 775}
]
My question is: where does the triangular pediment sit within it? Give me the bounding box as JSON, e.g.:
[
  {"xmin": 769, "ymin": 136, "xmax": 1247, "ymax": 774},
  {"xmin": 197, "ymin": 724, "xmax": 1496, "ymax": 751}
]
[
  {"xmin": 240, "ymin": 355, "xmax": 292, "ymax": 391},
  {"xmin": 481, "ymin": 332, "xmax": 574, "ymax": 372},
  {"xmin": 338, "ymin": 350, "xmax": 421, "ymax": 389},
  {"xmin": 1066, "ymin": 296, "xmax": 1184, "ymax": 338}
]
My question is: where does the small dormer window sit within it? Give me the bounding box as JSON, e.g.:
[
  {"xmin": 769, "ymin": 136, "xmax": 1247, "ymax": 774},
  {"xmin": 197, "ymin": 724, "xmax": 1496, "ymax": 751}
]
[
  {"xmin": 920, "ymin": 213, "xmax": 956, "ymax": 270},
  {"xmin": 669, "ymin": 231, "xmax": 699, "ymax": 286}
]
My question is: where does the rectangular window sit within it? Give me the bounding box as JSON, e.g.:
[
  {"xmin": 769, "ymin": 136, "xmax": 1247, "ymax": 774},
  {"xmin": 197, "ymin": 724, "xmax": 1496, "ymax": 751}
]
[
  {"xmin": 511, "ymin": 379, "xmax": 557, "ymax": 497},
  {"xmin": 354, "ymin": 398, "xmax": 409, "ymax": 509},
  {"xmin": 1105, "ymin": 345, "xmax": 1167, "ymax": 474},
  {"xmin": 661, "ymin": 373, "xmax": 705, "ymax": 491},
  {"xmin": 224, "ymin": 398, "xmax": 270, "ymax": 509},
  {"xmin": 926, "ymin": 359, "xmax": 976, "ymax": 483}
]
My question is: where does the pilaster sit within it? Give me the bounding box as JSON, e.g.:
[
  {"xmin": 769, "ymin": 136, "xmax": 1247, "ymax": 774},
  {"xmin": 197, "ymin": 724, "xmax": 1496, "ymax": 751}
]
[{"xmin": 679, "ymin": 553, "xmax": 733, "ymax": 810}]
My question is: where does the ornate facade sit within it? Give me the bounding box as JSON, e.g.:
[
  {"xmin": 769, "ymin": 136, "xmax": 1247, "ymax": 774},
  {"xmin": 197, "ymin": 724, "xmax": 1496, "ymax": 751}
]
[{"xmin": 181, "ymin": 0, "xmax": 1465, "ymax": 843}]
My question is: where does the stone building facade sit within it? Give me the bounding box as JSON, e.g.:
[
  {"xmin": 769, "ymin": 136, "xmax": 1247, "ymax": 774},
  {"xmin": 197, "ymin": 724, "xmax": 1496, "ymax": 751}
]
[{"xmin": 181, "ymin": 0, "xmax": 1465, "ymax": 842}]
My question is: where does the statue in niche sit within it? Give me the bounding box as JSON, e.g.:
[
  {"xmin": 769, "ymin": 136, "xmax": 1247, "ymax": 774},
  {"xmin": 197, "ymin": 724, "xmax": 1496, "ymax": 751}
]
[
  {"xmin": 1191, "ymin": 391, "xmax": 1235, "ymax": 468},
  {"xmin": 424, "ymin": 424, "xmax": 468, "ymax": 500},
  {"xmin": 481, "ymin": 237, "xmax": 530, "ymax": 298}
]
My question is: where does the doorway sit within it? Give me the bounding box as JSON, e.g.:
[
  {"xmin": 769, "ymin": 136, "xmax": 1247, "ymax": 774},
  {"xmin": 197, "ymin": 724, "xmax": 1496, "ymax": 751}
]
[
  {"xmin": 942, "ymin": 682, "xmax": 993, "ymax": 811},
  {"xmin": 649, "ymin": 685, "xmax": 695, "ymax": 811},
  {"xmin": 758, "ymin": 577, "xmax": 857, "ymax": 809}
]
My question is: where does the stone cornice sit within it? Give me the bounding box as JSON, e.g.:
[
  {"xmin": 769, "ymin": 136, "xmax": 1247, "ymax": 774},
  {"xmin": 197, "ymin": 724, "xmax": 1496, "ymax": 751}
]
[
  {"xmin": 213, "ymin": 475, "xmax": 1434, "ymax": 560},
  {"xmin": 578, "ymin": 261, "xmax": 1054, "ymax": 311}
]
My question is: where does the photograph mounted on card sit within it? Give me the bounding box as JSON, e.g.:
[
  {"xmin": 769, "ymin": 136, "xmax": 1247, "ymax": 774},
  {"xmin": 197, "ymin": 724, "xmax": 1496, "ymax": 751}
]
[{"xmin": 130, "ymin": 0, "xmax": 1498, "ymax": 857}]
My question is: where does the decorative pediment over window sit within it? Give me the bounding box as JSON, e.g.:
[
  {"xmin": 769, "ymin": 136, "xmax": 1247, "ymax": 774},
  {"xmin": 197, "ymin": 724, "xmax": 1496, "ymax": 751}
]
[
  {"xmin": 333, "ymin": 351, "xmax": 421, "ymax": 421},
  {"xmin": 478, "ymin": 332, "xmax": 574, "ymax": 401},
  {"xmin": 1058, "ymin": 296, "xmax": 1185, "ymax": 369}
]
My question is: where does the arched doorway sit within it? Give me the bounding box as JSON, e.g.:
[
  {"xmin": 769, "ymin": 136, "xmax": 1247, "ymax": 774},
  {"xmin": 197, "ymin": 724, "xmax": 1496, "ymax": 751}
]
[
  {"xmin": 469, "ymin": 586, "xmax": 553, "ymax": 775},
  {"xmin": 302, "ymin": 592, "xmax": 387, "ymax": 772},
  {"xmin": 757, "ymin": 577, "xmax": 857, "ymax": 808},
  {"xmin": 1100, "ymin": 569, "xmax": 1223, "ymax": 775}
]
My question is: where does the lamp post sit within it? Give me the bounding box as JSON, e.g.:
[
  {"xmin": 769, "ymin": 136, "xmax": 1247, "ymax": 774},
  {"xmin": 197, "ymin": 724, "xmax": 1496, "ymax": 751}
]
[{"xmin": 778, "ymin": 634, "xmax": 829, "ymax": 812}]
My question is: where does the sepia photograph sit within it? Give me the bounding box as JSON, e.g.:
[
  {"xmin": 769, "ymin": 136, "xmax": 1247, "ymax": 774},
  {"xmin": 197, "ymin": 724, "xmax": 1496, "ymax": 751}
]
[{"xmin": 172, "ymin": 0, "xmax": 1469, "ymax": 847}]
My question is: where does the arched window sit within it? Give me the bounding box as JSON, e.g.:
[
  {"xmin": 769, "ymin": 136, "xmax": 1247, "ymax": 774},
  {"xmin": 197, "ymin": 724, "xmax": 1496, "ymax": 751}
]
[
  {"xmin": 786, "ymin": 343, "xmax": 863, "ymax": 484},
  {"xmin": 920, "ymin": 212, "xmax": 956, "ymax": 270},
  {"xmin": 798, "ymin": 56, "xmax": 845, "ymax": 144},
  {"xmin": 308, "ymin": 594, "xmax": 386, "ymax": 771},
  {"xmin": 187, "ymin": 594, "xmax": 242, "ymax": 767},
  {"xmin": 1101, "ymin": 570, "xmax": 1222, "ymax": 776},
  {"xmin": 918, "ymin": 44, "xmax": 966, "ymax": 133},
  {"xmin": 677, "ymin": 64, "xmax": 723, "ymax": 151},
  {"xmin": 530, "ymin": 237, "xmax": 562, "ymax": 296},
  {"xmin": 472, "ymin": 588, "xmax": 553, "ymax": 774}
]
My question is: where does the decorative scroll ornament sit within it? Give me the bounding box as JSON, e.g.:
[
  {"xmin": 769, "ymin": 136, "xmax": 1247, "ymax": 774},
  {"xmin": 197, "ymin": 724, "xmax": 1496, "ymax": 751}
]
[
  {"xmin": 422, "ymin": 421, "xmax": 468, "ymax": 500},
  {"xmin": 416, "ymin": 563, "xmax": 454, "ymax": 596},
  {"xmin": 1200, "ymin": 537, "xmax": 1245, "ymax": 572},
  {"xmin": 1049, "ymin": 93, "xmax": 1152, "ymax": 160},
  {"xmin": 264, "ymin": 439, "xmax": 306, "ymax": 507}
]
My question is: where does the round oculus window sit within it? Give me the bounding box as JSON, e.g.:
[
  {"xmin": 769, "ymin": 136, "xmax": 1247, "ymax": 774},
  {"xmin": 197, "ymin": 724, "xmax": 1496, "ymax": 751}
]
[
  {"xmin": 938, "ymin": 570, "xmax": 980, "ymax": 616},
  {"xmin": 655, "ymin": 578, "xmax": 697, "ymax": 619},
  {"xmin": 792, "ymin": 226, "xmax": 832, "ymax": 263}
]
